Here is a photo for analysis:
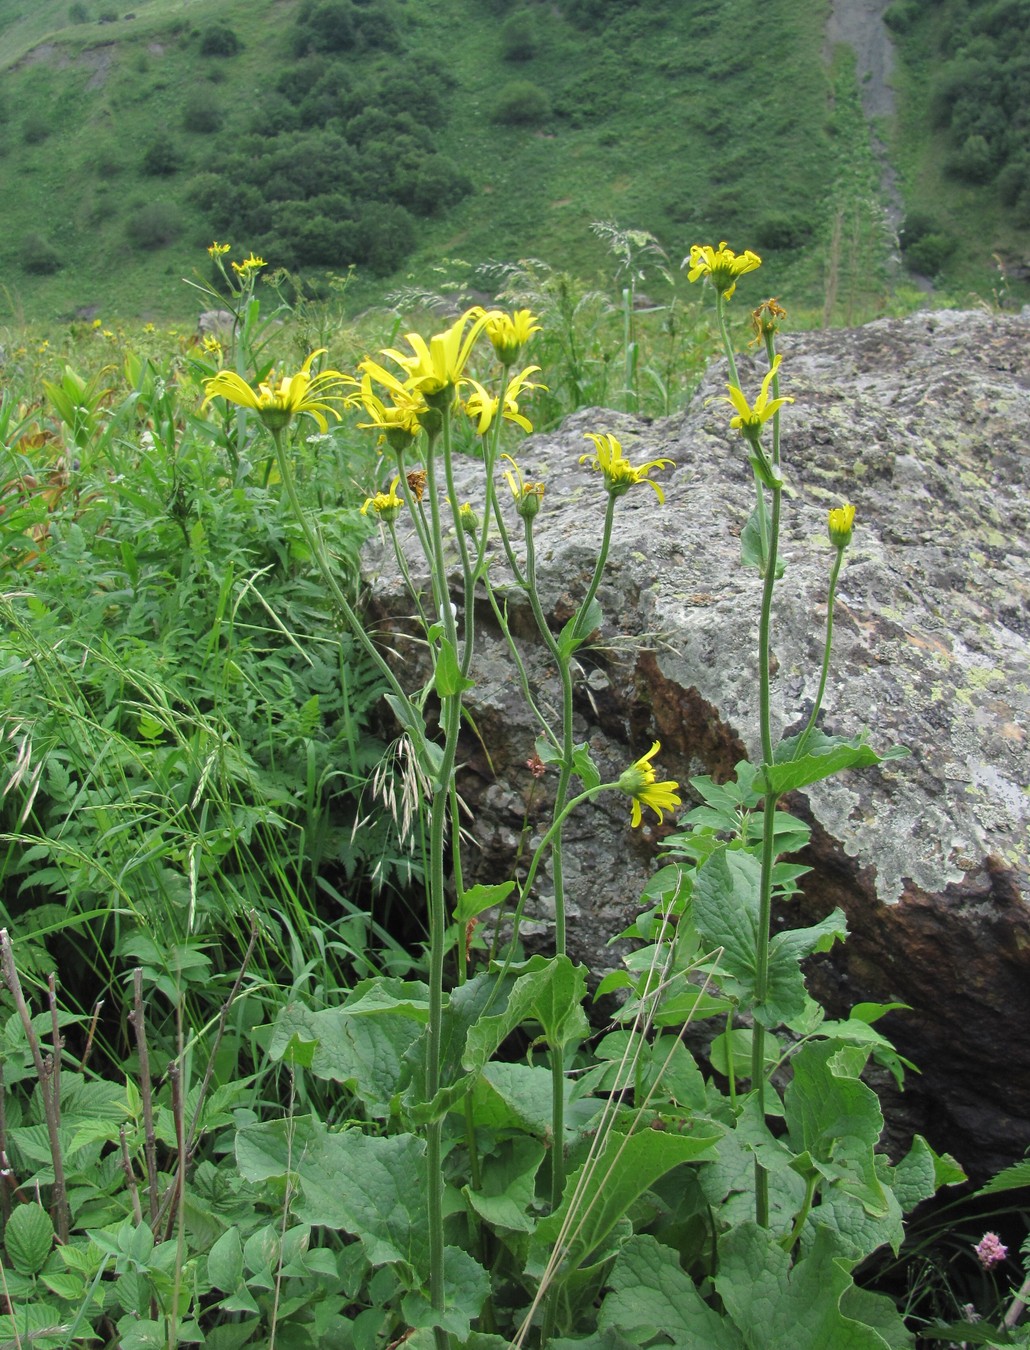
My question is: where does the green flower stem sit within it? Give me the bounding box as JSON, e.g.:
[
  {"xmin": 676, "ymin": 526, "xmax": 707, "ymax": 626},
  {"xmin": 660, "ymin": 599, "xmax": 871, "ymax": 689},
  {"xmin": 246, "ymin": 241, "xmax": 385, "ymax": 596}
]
[
  {"xmin": 796, "ymin": 547, "xmax": 845, "ymax": 755},
  {"xmin": 714, "ymin": 292, "xmax": 741, "ymax": 390},
  {"xmin": 470, "ymin": 363, "xmax": 512, "ymax": 584},
  {"xmin": 763, "ymin": 330, "xmax": 782, "ymax": 471},
  {"xmin": 269, "ymin": 427, "xmax": 425, "ymax": 758},
  {"xmin": 752, "ymin": 473, "xmax": 783, "ymax": 1229},
  {"xmin": 489, "ymin": 582, "xmax": 559, "ymax": 748},
  {"xmin": 716, "ymin": 293, "xmax": 768, "ymax": 563},
  {"xmin": 388, "ymin": 521, "xmax": 431, "ymax": 632},
  {"xmin": 751, "ymin": 787, "xmax": 779, "ymax": 1230},
  {"xmin": 490, "ymin": 491, "xmax": 528, "ymax": 588},
  {"xmin": 422, "ymin": 402, "xmax": 470, "ymax": 1345},
  {"xmin": 572, "ymin": 492, "xmax": 618, "ymax": 641},
  {"xmin": 489, "ymin": 781, "xmax": 613, "ymax": 996},
  {"xmin": 782, "ymin": 1170, "xmax": 819, "ymax": 1256},
  {"xmin": 523, "ymin": 522, "xmax": 575, "ymax": 958},
  {"xmin": 724, "ymin": 1005, "xmax": 737, "ymax": 1111},
  {"xmin": 395, "ymin": 450, "xmax": 436, "ymax": 566}
]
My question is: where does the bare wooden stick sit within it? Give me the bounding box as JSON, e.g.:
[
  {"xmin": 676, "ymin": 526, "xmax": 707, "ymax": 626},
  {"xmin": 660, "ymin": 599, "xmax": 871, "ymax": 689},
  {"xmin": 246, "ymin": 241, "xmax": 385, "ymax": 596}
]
[
  {"xmin": 184, "ymin": 912, "xmax": 259, "ymax": 1165},
  {"xmin": 78, "ymin": 1000, "xmax": 103, "ymax": 1073},
  {"xmin": 128, "ymin": 968, "xmax": 159, "ymax": 1226},
  {"xmin": 119, "ymin": 1125, "xmax": 143, "ymax": 1226},
  {"xmin": 47, "ymin": 974, "xmax": 61, "ymax": 1138},
  {"xmin": 0, "ymin": 1060, "xmax": 9, "ymax": 1228},
  {"xmin": 161, "ymin": 1062, "xmax": 187, "ymax": 1243},
  {"xmin": 0, "ymin": 929, "xmax": 69, "ymax": 1243}
]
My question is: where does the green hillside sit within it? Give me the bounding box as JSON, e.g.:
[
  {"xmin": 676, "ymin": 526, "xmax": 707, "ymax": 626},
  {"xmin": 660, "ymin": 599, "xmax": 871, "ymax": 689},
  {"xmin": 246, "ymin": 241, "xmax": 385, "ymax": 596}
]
[{"xmin": 0, "ymin": 0, "xmax": 1026, "ymax": 326}]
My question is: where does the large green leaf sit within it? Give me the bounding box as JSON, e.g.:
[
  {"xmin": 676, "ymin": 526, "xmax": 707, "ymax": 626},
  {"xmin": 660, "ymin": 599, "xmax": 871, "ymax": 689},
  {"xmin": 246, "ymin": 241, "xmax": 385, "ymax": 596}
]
[
  {"xmin": 599, "ymin": 1233, "xmax": 744, "ymax": 1347},
  {"xmin": 693, "ymin": 850, "xmax": 846, "ymax": 1027},
  {"xmin": 760, "ymin": 730, "xmax": 908, "ymax": 796},
  {"xmin": 716, "ymin": 1223, "xmax": 912, "ymax": 1348},
  {"xmin": 465, "ymin": 956, "xmax": 590, "ymax": 1071},
  {"xmin": 4, "ymin": 1201, "xmax": 54, "ymax": 1275},
  {"xmin": 527, "ymin": 1125, "xmax": 722, "ymax": 1281},
  {"xmin": 464, "ymin": 1136, "xmax": 547, "ymax": 1233},
  {"xmin": 237, "ymin": 1118, "xmax": 430, "ymax": 1277},
  {"xmin": 268, "ymin": 996, "xmax": 426, "ymax": 1117}
]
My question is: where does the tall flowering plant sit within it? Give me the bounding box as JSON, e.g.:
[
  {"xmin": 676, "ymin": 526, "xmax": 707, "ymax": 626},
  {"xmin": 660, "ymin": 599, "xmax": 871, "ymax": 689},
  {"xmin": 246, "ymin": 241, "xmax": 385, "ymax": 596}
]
[{"xmin": 200, "ymin": 246, "xmax": 953, "ymax": 1350}]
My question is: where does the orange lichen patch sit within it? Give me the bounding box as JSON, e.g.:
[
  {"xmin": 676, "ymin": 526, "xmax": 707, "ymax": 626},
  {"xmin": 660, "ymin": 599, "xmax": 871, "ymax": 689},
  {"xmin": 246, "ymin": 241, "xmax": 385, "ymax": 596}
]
[{"xmin": 903, "ymin": 629, "xmax": 954, "ymax": 660}]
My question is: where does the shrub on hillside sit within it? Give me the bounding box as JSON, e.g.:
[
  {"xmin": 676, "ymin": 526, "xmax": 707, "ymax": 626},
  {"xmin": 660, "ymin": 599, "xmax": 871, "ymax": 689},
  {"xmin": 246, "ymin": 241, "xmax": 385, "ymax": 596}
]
[
  {"xmin": 490, "ymin": 79, "xmax": 551, "ymax": 126},
  {"xmin": 199, "ymin": 23, "xmax": 242, "ymax": 56},
  {"xmin": 753, "ymin": 212, "xmax": 815, "ymax": 251},
  {"xmin": 945, "ymin": 133, "xmax": 997, "ymax": 184},
  {"xmin": 500, "ymin": 10, "xmax": 539, "ymax": 61},
  {"xmin": 352, "ymin": 201, "xmax": 415, "ymax": 275},
  {"xmin": 997, "ymin": 156, "xmax": 1030, "ymax": 207},
  {"xmin": 394, "ymin": 154, "xmax": 472, "ymax": 217},
  {"xmin": 899, "ymin": 214, "xmax": 956, "ymax": 276},
  {"xmin": 20, "ymin": 232, "xmax": 61, "ymax": 274},
  {"xmin": 126, "ymin": 200, "xmax": 182, "ymax": 250},
  {"xmin": 183, "ymin": 87, "xmax": 223, "ymax": 134},
  {"xmin": 141, "ymin": 138, "xmax": 183, "ymax": 176}
]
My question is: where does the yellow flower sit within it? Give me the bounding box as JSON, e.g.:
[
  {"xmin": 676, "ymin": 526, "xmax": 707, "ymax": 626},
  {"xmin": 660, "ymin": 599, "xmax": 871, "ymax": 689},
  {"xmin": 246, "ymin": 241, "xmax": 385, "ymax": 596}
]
[
  {"xmin": 231, "ymin": 252, "xmax": 266, "ymax": 278},
  {"xmin": 477, "ymin": 308, "xmax": 541, "ymax": 365},
  {"xmin": 361, "ymin": 476, "xmax": 405, "ymax": 522},
  {"xmin": 617, "ymin": 741, "xmax": 681, "ymax": 828},
  {"xmin": 356, "ymin": 374, "xmax": 423, "ymax": 449},
  {"xmin": 686, "ymin": 241, "xmax": 762, "ymax": 300},
  {"xmin": 828, "ymin": 502, "xmax": 855, "ymax": 550},
  {"xmin": 463, "ymin": 366, "xmax": 543, "ymax": 435},
  {"xmin": 579, "ymin": 432, "xmax": 673, "ymax": 502},
  {"xmin": 721, "ymin": 355, "xmax": 792, "ymax": 445},
  {"xmin": 375, "ymin": 306, "xmax": 501, "ymax": 406},
  {"xmin": 208, "ymin": 241, "xmax": 232, "ymax": 257},
  {"xmin": 202, "ymin": 349, "xmax": 357, "ymax": 432},
  {"xmin": 502, "ymin": 454, "xmax": 545, "ymax": 520}
]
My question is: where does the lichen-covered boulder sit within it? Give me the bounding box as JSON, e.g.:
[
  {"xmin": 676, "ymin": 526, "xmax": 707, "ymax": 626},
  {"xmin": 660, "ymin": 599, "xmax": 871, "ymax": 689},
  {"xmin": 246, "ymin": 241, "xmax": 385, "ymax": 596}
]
[{"xmin": 361, "ymin": 308, "xmax": 1030, "ymax": 1177}]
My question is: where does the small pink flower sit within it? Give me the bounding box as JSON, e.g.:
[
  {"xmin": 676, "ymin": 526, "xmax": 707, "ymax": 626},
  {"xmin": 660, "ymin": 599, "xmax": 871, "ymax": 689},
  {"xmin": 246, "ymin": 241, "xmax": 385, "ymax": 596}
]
[{"xmin": 974, "ymin": 1232, "xmax": 1008, "ymax": 1269}]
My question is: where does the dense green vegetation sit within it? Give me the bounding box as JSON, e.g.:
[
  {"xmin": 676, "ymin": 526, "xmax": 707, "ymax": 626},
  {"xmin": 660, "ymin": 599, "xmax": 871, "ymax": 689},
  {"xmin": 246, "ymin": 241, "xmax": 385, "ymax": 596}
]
[
  {"xmin": 0, "ymin": 0, "xmax": 1025, "ymax": 327},
  {"xmin": 886, "ymin": 0, "xmax": 1030, "ymax": 294},
  {"xmin": 0, "ymin": 220, "xmax": 1027, "ymax": 1346}
]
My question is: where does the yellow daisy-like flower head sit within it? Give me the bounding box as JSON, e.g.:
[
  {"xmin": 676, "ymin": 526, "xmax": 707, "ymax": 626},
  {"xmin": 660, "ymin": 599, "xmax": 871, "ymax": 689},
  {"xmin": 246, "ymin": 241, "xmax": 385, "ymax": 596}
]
[
  {"xmin": 686, "ymin": 241, "xmax": 762, "ymax": 301},
  {"xmin": 463, "ymin": 366, "xmax": 544, "ymax": 436},
  {"xmin": 360, "ymin": 476, "xmax": 405, "ymax": 523},
  {"xmin": 377, "ymin": 306, "xmax": 502, "ymax": 408},
  {"xmin": 617, "ymin": 741, "xmax": 682, "ymax": 828},
  {"xmin": 479, "ymin": 308, "xmax": 541, "ymax": 366},
  {"xmin": 721, "ymin": 354, "xmax": 793, "ymax": 447},
  {"xmin": 502, "ymin": 454, "xmax": 545, "ymax": 521},
  {"xmin": 202, "ymin": 349, "xmax": 358, "ymax": 433},
  {"xmin": 356, "ymin": 374, "xmax": 423, "ymax": 451},
  {"xmin": 828, "ymin": 502, "xmax": 856, "ymax": 550},
  {"xmin": 231, "ymin": 251, "xmax": 266, "ymax": 279},
  {"xmin": 208, "ymin": 241, "xmax": 232, "ymax": 257},
  {"xmin": 579, "ymin": 432, "xmax": 673, "ymax": 502}
]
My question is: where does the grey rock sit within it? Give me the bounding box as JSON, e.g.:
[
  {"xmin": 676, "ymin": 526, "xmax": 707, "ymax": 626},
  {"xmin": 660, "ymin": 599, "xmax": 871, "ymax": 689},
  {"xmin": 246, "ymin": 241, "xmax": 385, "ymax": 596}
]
[{"xmin": 361, "ymin": 308, "xmax": 1030, "ymax": 1178}]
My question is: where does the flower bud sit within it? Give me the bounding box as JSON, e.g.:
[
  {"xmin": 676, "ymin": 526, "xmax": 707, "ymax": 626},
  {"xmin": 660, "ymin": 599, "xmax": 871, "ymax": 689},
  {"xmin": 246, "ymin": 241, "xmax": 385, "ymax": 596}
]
[{"xmin": 828, "ymin": 503, "xmax": 855, "ymax": 550}]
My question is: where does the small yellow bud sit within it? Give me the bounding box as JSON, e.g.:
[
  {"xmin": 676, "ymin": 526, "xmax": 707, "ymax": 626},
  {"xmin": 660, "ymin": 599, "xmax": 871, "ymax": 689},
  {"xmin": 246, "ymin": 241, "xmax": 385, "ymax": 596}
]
[{"xmin": 828, "ymin": 503, "xmax": 855, "ymax": 550}]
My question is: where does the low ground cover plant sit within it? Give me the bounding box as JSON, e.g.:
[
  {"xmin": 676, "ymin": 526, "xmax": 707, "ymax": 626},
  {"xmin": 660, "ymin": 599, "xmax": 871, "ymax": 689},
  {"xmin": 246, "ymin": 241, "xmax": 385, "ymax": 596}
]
[{"xmin": 0, "ymin": 242, "xmax": 1026, "ymax": 1349}]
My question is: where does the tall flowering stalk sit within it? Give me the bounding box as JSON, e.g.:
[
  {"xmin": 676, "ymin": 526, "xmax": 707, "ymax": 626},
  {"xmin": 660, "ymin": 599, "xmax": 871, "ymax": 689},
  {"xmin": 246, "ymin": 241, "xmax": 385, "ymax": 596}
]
[{"xmin": 686, "ymin": 245, "xmax": 858, "ymax": 1230}]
